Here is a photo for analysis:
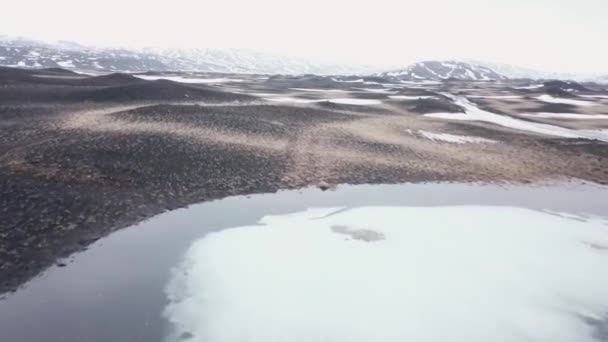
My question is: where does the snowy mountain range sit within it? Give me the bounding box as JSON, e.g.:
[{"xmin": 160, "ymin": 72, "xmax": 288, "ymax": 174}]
[
  {"xmin": 381, "ymin": 61, "xmax": 507, "ymax": 81},
  {"xmin": 0, "ymin": 36, "xmax": 380, "ymax": 75},
  {"xmin": 1, "ymin": 36, "xmax": 606, "ymax": 82}
]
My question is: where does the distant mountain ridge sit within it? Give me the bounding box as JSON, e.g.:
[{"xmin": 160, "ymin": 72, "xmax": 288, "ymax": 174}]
[
  {"xmin": 382, "ymin": 60, "xmax": 607, "ymax": 83},
  {"xmin": 1, "ymin": 36, "xmax": 606, "ymax": 82},
  {"xmin": 0, "ymin": 36, "xmax": 380, "ymax": 75},
  {"xmin": 463, "ymin": 59, "xmax": 606, "ymax": 83},
  {"xmin": 381, "ymin": 61, "xmax": 507, "ymax": 81}
]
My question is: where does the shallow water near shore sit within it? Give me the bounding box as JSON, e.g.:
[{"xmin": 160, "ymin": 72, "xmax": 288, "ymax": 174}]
[{"xmin": 1, "ymin": 181, "xmax": 607, "ymax": 342}]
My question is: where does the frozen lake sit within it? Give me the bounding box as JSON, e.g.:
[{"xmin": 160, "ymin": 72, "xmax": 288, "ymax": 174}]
[{"xmin": 1, "ymin": 182, "xmax": 607, "ymax": 342}]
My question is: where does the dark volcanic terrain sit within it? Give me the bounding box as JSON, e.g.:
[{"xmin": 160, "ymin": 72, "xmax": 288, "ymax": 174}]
[{"xmin": 1, "ymin": 67, "xmax": 608, "ymax": 294}]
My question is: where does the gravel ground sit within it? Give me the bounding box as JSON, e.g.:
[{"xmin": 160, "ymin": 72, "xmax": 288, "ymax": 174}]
[{"xmin": 1, "ymin": 68, "xmax": 608, "ymax": 294}]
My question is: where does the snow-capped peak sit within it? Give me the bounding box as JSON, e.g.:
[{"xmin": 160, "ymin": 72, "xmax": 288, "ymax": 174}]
[{"xmin": 382, "ymin": 61, "xmax": 507, "ymax": 81}]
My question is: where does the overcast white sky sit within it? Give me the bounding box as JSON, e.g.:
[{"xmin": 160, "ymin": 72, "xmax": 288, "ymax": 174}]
[{"xmin": 2, "ymin": 0, "xmax": 607, "ymax": 73}]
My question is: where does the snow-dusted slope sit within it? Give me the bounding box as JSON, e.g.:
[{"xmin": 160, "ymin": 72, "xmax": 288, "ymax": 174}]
[
  {"xmin": 141, "ymin": 47, "xmax": 377, "ymax": 75},
  {"xmin": 465, "ymin": 60, "xmax": 606, "ymax": 83},
  {"xmin": 0, "ymin": 37, "xmax": 169, "ymax": 72},
  {"xmin": 0, "ymin": 37, "xmax": 378, "ymax": 75},
  {"xmin": 595, "ymin": 75, "xmax": 608, "ymax": 84},
  {"xmin": 382, "ymin": 61, "xmax": 507, "ymax": 81}
]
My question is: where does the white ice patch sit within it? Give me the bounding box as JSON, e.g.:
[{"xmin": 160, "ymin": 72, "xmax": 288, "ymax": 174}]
[
  {"xmin": 400, "ymin": 80, "xmax": 441, "ymax": 85},
  {"xmin": 135, "ymin": 75, "xmax": 245, "ymax": 84},
  {"xmin": 57, "ymin": 60, "xmax": 75, "ymax": 68},
  {"xmin": 264, "ymin": 97, "xmax": 320, "ymax": 104},
  {"xmin": 417, "ymin": 130, "xmax": 497, "ymax": 144},
  {"xmin": 289, "ymin": 88, "xmax": 348, "ymax": 92},
  {"xmin": 425, "ymin": 94, "xmax": 608, "ymax": 142},
  {"xmin": 357, "ymin": 88, "xmax": 398, "ymax": 94},
  {"xmin": 536, "ymin": 95, "xmax": 596, "ymax": 107},
  {"xmin": 265, "ymin": 97, "xmax": 381, "ymax": 106},
  {"xmin": 332, "ymin": 78, "xmax": 364, "ymax": 83},
  {"xmin": 164, "ymin": 206, "xmax": 608, "ymax": 342},
  {"xmin": 521, "ymin": 113, "xmax": 608, "ymax": 120},
  {"xmin": 248, "ymin": 92, "xmax": 284, "ymax": 97},
  {"xmin": 514, "ymin": 84, "xmax": 543, "ymax": 90},
  {"xmin": 389, "ymin": 95, "xmax": 436, "ymax": 100},
  {"xmin": 425, "ymin": 112, "xmax": 473, "ymax": 120},
  {"xmin": 580, "ymin": 95, "xmax": 608, "ymax": 100},
  {"xmin": 328, "ymin": 98, "xmax": 381, "ymax": 105},
  {"xmin": 468, "ymin": 95, "xmax": 522, "ymax": 99}
]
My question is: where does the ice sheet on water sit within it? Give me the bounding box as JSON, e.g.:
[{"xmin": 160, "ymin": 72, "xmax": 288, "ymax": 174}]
[{"xmin": 164, "ymin": 205, "xmax": 608, "ymax": 342}]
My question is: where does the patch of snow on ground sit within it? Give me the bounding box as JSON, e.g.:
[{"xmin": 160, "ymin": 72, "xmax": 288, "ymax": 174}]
[
  {"xmin": 425, "ymin": 112, "xmax": 471, "ymax": 120},
  {"xmin": 332, "ymin": 78, "xmax": 364, "ymax": 83},
  {"xmin": 580, "ymin": 95, "xmax": 608, "ymax": 100},
  {"xmin": 164, "ymin": 206, "xmax": 608, "ymax": 342},
  {"xmin": 520, "ymin": 113, "xmax": 608, "ymax": 120},
  {"xmin": 425, "ymin": 94, "xmax": 608, "ymax": 142},
  {"xmin": 464, "ymin": 68, "xmax": 477, "ymax": 80},
  {"xmin": 57, "ymin": 60, "xmax": 75, "ymax": 68},
  {"xmin": 400, "ymin": 80, "xmax": 441, "ymax": 85},
  {"xmin": 328, "ymin": 98, "xmax": 381, "ymax": 105},
  {"xmin": 136, "ymin": 75, "xmax": 245, "ymax": 84},
  {"xmin": 248, "ymin": 92, "xmax": 283, "ymax": 97},
  {"xmin": 265, "ymin": 97, "xmax": 381, "ymax": 105},
  {"xmin": 514, "ymin": 84, "xmax": 543, "ymax": 90},
  {"xmin": 468, "ymin": 95, "xmax": 522, "ymax": 99},
  {"xmin": 417, "ymin": 130, "xmax": 497, "ymax": 144},
  {"xmin": 289, "ymin": 88, "xmax": 348, "ymax": 92},
  {"xmin": 357, "ymin": 88, "xmax": 398, "ymax": 94},
  {"xmin": 389, "ymin": 95, "xmax": 436, "ymax": 100},
  {"xmin": 536, "ymin": 95, "xmax": 596, "ymax": 107},
  {"xmin": 264, "ymin": 97, "xmax": 321, "ymax": 104}
]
